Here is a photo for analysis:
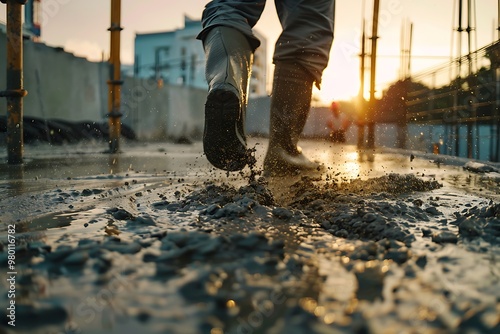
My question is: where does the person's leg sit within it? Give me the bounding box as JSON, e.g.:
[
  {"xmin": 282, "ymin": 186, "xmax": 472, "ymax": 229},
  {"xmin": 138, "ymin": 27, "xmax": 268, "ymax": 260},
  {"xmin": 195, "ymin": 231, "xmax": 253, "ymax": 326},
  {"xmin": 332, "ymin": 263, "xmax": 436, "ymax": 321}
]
[
  {"xmin": 198, "ymin": 1, "xmax": 266, "ymax": 171},
  {"xmin": 197, "ymin": 0, "xmax": 266, "ymax": 51},
  {"xmin": 264, "ymin": 0, "xmax": 335, "ymax": 175},
  {"xmin": 273, "ymin": 0, "xmax": 335, "ymax": 87}
]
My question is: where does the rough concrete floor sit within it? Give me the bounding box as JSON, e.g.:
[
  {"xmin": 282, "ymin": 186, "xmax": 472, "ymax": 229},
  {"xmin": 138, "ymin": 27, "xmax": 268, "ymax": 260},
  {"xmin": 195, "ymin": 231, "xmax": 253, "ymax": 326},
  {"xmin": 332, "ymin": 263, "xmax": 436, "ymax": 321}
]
[{"xmin": 0, "ymin": 138, "xmax": 499, "ymax": 334}]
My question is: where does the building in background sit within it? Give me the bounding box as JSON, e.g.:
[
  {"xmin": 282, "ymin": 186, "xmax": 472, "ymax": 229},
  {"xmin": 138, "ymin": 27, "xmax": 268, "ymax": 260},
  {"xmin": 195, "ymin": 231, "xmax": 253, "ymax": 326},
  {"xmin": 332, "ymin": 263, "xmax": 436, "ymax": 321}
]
[
  {"xmin": 0, "ymin": 0, "xmax": 41, "ymax": 40},
  {"xmin": 134, "ymin": 16, "xmax": 268, "ymax": 97},
  {"xmin": 24, "ymin": 0, "xmax": 42, "ymax": 39}
]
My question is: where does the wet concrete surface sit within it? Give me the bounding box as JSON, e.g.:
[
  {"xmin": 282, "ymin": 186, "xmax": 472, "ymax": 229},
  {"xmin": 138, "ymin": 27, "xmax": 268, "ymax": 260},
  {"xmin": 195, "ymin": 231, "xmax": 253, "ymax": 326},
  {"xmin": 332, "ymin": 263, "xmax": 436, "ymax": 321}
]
[{"xmin": 0, "ymin": 137, "xmax": 499, "ymax": 334}]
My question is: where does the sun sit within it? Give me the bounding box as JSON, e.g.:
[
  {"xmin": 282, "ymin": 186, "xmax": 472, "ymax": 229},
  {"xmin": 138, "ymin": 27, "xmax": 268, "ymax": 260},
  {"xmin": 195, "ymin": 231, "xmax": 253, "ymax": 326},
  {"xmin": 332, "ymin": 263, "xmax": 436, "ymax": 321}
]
[
  {"xmin": 314, "ymin": 46, "xmax": 405, "ymax": 106},
  {"xmin": 313, "ymin": 67, "xmax": 361, "ymax": 106},
  {"xmin": 312, "ymin": 45, "xmax": 363, "ymax": 105}
]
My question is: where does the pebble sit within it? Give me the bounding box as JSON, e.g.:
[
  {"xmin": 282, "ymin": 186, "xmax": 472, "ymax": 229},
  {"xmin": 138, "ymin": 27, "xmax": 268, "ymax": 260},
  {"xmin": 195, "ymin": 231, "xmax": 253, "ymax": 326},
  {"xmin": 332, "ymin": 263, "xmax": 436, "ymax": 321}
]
[
  {"xmin": 272, "ymin": 207, "xmax": 294, "ymax": 220},
  {"xmin": 232, "ymin": 232, "xmax": 267, "ymax": 249},
  {"xmin": 335, "ymin": 229, "xmax": 349, "ymax": 238},
  {"xmin": 103, "ymin": 241, "xmax": 142, "ymax": 254},
  {"xmin": 165, "ymin": 231, "xmax": 194, "ymax": 247},
  {"xmin": 354, "ymin": 266, "xmax": 385, "ymax": 301},
  {"xmin": 81, "ymin": 189, "xmax": 93, "ymax": 196},
  {"xmin": 44, "ymin": 246, "xmax": 74, "ymax": 262},
  {"xmin": 108, "ymin": 208, "xmax": 135, "ymax": 220},
  {"xmin": 205, "ymin": 204, "xmax": 221, "ymax": 215},
  {"xmin": 362, "ymin": 213, "xmax": 378, "ymax": 223},
  {"xmin": 128, "ymin": 214, "xmax": 156, "ymax": 226},
  {"xmin": 425, "ymin": 206, "xmax": 442, "ymax": 216},
  {"xmin": 166, "ymin": 203, "xmax": 181, "ymax": 211},
  {"xmin": 151, "ymin": 200, "xmax": 170, "ymax": 209},
  {"xmin": 421, "ymin": 228, "xmax": 433, "ymax": 237},
  {"xmin": 155, "ymin": 248, "xmax": 190, "ymax": 262},
  {"xmin": 28, "ymin": 241, "xmax": 51, "ymax": 253},
  {"xmin": 415, "ymin": 255, "xmax": 427, "ymax": 268},
  {"xmin": 385, "ymin": 247, "xmax": 411, "ymax": 264},
  {"xmin": 93, "ymin": 257, "xmax": 112, "ymax": 273},
  {"xmin": 432, "ymin": 231, "xmax": 458, "ymax": 244},
  {"xmin": 413, "ymin": 199, "xmax": 424, "ymax": 206},
  {"xmin": 195, "ymin": 237, "xmax": 222, "ymax": 255},
  {"xmin": 320, "ymin": 220, "xmax": 332, "ymax": 229},
  {"xmin": 62, "ymin": 251, "xmax": 88, "ymax": 266},
  {"xmin": 217, "ymin": 203, "xmax": 247, "ymax": 218},
  {"xmin": 17, "ymin": 303, "xmax": 68, "ymax": 327},
  {"xmin": 458, "ymin": 217, "xmax": 483, "ymax": 237}
]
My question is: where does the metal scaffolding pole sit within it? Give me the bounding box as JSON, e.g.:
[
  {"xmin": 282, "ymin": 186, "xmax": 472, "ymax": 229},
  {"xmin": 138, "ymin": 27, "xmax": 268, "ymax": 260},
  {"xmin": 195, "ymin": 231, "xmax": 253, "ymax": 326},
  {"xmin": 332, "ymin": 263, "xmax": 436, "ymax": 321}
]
[
  {"xmin": 453, "ymin": 0, "xmax": 464, "ymax": 157},
  {"xmin": 0, "ymin": 0, "xmax": 28, "ymax": 164},
  {"xmin": 107, "ymin": 0, "xmax": 123, "ymax": 153},
  {"xmin": 367, "ymin": 0, "xmax": 380, "ymax": 149},
  {"xmin": 466, "ymin": 0, "xmax": 476, "ymax": 159},
  {"xmin": 357, "ymin": 18, "xmax": 367, "ymax": 149},
  {"xmin": 496, "ymin": 0, "xmax": 500, "ymax": 162}
]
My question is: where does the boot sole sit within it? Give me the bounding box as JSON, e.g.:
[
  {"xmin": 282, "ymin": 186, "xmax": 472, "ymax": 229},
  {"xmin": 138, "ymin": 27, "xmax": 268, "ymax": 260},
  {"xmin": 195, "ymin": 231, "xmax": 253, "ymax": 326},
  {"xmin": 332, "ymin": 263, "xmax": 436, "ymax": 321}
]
[{"xmin": 203, "ymin": 89, "xmax": 248, "ymax": 171}]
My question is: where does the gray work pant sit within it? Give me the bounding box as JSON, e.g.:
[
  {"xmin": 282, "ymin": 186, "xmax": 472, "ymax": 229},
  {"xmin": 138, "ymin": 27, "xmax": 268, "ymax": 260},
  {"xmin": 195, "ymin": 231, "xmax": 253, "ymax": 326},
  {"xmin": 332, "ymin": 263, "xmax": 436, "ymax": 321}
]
[{"xmin": 197, "ymin": 0, "xmax": 335, "ymax": 87}]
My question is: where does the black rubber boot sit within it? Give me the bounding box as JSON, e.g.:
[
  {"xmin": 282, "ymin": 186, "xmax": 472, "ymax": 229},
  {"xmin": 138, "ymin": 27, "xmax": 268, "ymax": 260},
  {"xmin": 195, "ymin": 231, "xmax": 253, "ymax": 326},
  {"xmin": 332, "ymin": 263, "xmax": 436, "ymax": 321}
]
[
  {"xmin": 263, "ymin": 62, "xmax": 321, "ymax": 176},
  {"xmin": 202, "ymin": 27, "xmax": 253, "ymax": 171}
]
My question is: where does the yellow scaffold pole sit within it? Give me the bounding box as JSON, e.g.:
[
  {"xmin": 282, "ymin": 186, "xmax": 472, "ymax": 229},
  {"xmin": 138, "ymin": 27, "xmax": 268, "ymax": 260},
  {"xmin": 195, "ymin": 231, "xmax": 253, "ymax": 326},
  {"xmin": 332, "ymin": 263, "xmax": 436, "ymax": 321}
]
[
  {"xmin": 367, "ymin": 0, "xmax": 380, "ymax": 149},
  {"xmin": 0, "ymin": 0, "xmax": 28, "ymax": 164},
  {"xmin": 107, "ymin": 0, "xmax": 123, "ymax": 153}
]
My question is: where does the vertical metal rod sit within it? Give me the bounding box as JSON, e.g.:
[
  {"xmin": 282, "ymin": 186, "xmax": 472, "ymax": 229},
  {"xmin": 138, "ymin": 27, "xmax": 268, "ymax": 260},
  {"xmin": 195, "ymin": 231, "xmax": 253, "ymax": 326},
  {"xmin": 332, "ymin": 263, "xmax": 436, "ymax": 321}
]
[
  {"xmin": 497, "ymin": 0, "xmax": 500, "ymax": 161},
  {"xmin": 107, "ymin": 0, "xmax": 123, "ymax": 153},
  {"xmin": 496, "ymin": 67, "xmax": 500, "ymax": 162},
  {"xmin": 408, "ymin": 23, "xmax": 413, "ymax": 77},
  {"xmin": 0, "ymin": 0, "xmax": 28, "ymax": 164},
  {"xmin": 358, "ymin": 18, "xmax": 366, "ymax": 149},
  {"xmin": 367, "ymin": 0, "xmax": 380, "ymax": 149},
  {"xmin": 454, "ymin": 91, "xmax": 460, "ymax": 156},
  {"xmin": 466, "ymin": 0, "xmax": 474, "ymax": 159},
  {"xmin": 450, "ymin": 0, "xmax": 457, "ymax": 81},
  {"xmin": 454, "ymin": 0, "xmax": 463, "ymax": 158},
  {"xmin": 399, "ymin": 19, "xmax": 405, "ymax": 79}
]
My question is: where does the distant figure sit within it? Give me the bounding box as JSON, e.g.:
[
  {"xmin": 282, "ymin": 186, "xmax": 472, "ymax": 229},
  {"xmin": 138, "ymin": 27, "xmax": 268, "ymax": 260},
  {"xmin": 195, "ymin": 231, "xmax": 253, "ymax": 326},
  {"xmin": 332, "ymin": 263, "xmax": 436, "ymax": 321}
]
[{"xmin": 326, "ymin": 101, "xmax": 351, "ymax": 143}]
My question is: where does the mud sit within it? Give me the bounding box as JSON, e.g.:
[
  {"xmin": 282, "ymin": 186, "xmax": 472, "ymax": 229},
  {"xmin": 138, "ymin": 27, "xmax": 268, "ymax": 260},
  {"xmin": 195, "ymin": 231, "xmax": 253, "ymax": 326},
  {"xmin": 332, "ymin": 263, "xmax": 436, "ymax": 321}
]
[{"xmin": 0, "ymin": 140, "xmax": 499, "ymax": 334}]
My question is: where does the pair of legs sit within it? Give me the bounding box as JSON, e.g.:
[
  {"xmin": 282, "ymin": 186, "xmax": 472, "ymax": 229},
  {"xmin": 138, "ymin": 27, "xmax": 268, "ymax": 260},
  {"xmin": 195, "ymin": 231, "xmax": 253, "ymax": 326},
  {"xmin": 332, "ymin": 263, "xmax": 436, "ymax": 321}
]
[{"xmin": 198, "ymin": 0, "xmax": 335, "ymax": 175}]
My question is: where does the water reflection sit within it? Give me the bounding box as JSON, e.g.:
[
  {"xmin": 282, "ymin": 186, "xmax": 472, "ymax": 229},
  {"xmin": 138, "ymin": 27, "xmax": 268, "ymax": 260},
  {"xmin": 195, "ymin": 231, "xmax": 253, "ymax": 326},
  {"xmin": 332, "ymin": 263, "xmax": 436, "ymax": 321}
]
[
  {"xmin": 108, "ymin": 154, "xmax": 121, "ymax": 174},
  {"xmin": 357, "ymin": 149, "xmax": 375, "ymax": 163},
  {"xmin": 0, "ymin": 163, "xmax": 26, "ymax": 197},
  {"xmin": 344, "ymin": 151, "xmax": 361, "ymax": 180}
]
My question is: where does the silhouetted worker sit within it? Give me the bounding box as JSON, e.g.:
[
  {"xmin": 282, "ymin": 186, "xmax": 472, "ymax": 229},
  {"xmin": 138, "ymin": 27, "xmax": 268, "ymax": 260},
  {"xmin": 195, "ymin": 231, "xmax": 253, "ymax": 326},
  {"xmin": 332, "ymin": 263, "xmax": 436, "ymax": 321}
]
[
  {"xmin": 327, "ymin": 101, "xmax": 351, "ymax": 143},
  {"xmin": 197, "ymin": 0, "xmax": 336, "ymax": 175}
]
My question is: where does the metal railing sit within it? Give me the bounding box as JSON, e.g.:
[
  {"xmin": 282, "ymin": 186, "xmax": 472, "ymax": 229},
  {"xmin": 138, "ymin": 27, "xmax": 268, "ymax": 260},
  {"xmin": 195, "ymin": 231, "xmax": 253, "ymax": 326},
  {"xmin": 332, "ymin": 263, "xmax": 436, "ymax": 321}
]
[{"xmin": 404, "ymin": 40, "xmax": 500, "ymax": 162}]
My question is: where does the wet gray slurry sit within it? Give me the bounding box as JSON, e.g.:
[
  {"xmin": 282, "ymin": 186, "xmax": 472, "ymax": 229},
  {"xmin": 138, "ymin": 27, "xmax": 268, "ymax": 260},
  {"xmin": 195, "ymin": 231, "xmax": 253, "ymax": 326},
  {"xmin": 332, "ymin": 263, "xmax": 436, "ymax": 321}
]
[{"xmin": 0, "ymin": 139, "xmax": 499, "ymax": 333}]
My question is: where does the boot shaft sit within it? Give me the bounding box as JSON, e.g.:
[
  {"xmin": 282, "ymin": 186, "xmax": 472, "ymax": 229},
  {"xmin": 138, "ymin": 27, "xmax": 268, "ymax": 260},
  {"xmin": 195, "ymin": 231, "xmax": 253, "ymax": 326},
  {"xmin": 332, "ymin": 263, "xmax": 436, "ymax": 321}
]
[
  {"xmin": 203, "ymin": 27, "xmax": 253, "ymax": 105},
  {"xmin": 263, "ymin": 62, "xmax": 319, "ymax": 175},
  {"xmin": 268, "ymin": 62, "xmax": 314, "ymax": 153}
]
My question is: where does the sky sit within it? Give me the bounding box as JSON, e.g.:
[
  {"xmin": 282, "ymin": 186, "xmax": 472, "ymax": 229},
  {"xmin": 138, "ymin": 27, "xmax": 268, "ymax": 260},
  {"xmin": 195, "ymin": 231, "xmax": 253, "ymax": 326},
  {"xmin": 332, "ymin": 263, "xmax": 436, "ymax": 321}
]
[{"xmin": 1, "ymin": 0, "xmax": 499, "ymax": 104}]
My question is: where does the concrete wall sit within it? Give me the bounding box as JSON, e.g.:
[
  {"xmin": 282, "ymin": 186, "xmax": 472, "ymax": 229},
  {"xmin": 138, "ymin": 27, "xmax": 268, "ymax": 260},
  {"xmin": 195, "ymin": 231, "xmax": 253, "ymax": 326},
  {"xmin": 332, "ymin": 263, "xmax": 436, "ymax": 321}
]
[
  {"xmin": 0, "ymin": 31, "xmax": 108, "ymax": 122},
  {"xmin": 247, "ymin": 97, "xmax": 345, "ymax": 138},
  {"xmin": 0, "ymin": 30, "xmax": 207, "ymax": 141},
  {"xmin": 121, "ymin": 77, "xmax": 206, "ymax": 141}
]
